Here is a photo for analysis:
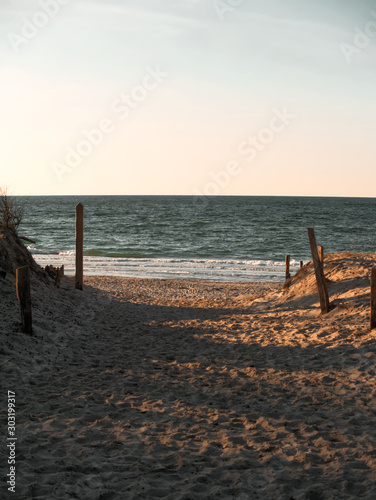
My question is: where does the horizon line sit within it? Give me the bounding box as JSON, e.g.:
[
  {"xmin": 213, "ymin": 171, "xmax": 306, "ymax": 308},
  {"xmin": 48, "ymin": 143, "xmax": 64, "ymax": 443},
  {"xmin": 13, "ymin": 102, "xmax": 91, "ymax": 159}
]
[{"xmin": 14, "ymin": 194, "xmax": 376, "ymax": 199}]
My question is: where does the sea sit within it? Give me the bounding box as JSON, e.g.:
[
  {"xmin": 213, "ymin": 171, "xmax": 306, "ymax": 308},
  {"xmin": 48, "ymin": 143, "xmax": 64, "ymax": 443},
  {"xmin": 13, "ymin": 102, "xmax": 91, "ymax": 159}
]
[{"xmin": 17, "ymin": 196, "xmax": 376, "ymax": 283}]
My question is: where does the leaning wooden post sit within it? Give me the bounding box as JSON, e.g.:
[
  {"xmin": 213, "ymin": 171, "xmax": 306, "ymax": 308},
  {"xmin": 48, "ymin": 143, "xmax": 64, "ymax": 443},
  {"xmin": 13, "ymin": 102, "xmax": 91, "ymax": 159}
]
[
  {"xmin": 285, "ymin": 255, "xmax": 291, "ymax": 280},
  {"xmin": 16, "ymin": 266, "xmax": 32, "ymax": 334},
  {"xmin": 307, "ymin": 228, "xmax": 330, "ymax": 314},
  {"xmin": 75, "ymin": 203, "xmax": 84, "ymax": 290},
  {"xmin": 318, "ymin": 245, "xmax": 324, "ymax": 269},
  {"xmin": 370, "ymin": 268, "xmax": 376, "ymax": 331}
]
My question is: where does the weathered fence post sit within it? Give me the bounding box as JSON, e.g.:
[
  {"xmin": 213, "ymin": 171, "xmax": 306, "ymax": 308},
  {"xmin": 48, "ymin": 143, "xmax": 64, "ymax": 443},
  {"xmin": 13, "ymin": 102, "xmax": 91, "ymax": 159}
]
[
  {"xmin": 285, "ymin": 255, "xmax": 291, "ymax": 281},
  {"xmin": 16, "ymin": 266, "xmax": 32, "ymax": 334},
  {"xmin": 300, "ymin": 260, "xmax": 303, "ymax": 269},
  {"xmin": 370, "ymin": 268, "xmax": 376, "ymax": 331},
  {"xmin": 307, "ymin": 228, "xmax": 330, "ymax": 314},
  {"xmin": 318, "ymin": 245, "xmax": 324, "ymax": 269},
  {"xmin": 55, "ymin": 266, "xmax": 64, "ymax": 288},
  {"xmin": 75, "ymin": 203, "xmax": 84, "ymax": 290}
]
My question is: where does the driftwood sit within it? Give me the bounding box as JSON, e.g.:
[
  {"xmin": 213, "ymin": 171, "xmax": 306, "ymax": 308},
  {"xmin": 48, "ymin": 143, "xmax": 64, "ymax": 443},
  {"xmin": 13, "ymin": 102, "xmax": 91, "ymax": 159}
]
[{"xmin": 19, "ymin": 236, "xmax": 37, "ymax": 244}]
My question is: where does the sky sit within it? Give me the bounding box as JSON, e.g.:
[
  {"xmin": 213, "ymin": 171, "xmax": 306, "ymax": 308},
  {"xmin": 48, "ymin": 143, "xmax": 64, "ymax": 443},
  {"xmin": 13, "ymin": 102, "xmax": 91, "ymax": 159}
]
[{"xmin": 0, "ymin": 0, "xmax": 375, "ymax": 196}]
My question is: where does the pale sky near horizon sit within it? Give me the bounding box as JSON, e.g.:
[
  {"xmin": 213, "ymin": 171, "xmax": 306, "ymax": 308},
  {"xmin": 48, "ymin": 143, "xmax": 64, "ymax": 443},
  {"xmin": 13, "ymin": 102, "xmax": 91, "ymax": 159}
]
[{"xmin": 0, "ymin": 0, "xmax": 375, "ymax": 196}]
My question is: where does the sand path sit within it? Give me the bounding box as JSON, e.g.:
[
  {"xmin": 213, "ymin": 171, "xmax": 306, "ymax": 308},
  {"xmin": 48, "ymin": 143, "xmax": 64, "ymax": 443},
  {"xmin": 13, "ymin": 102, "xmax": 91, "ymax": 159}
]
[{"xmin": 2, "ymin": 256, "xmax": 376, "ymax": 499}]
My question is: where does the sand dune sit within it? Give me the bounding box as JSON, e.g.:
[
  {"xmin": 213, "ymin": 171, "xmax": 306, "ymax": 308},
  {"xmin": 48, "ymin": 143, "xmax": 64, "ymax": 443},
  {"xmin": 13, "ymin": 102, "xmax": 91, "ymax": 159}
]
[{"xmin": 1, "ymin": 248, "xmax": 376, "ymax": 499}]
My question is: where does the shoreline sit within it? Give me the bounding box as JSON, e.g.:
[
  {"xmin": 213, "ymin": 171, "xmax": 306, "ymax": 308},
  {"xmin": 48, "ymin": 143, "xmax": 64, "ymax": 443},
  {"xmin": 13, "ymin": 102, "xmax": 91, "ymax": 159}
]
[{"xmin": 30, "ymin": 252, "xmax": 298, "ymax": 284}]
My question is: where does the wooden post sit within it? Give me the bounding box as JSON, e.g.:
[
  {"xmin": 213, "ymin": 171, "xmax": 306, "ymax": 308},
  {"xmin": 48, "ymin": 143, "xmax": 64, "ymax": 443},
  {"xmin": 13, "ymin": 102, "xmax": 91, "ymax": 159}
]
[
  {"xmin": 55, "ymin": 266, "xmax": 63, "ymax": 288},
  {"xmin": 285, "ymin": 255, "xmax": 291, "ymax": 280},
  {"xmin": 75, "ymin": 203, "xmax": 84, "ymax": 290},
  {"xmin": 318, "ymin": 245, "xmax": 324, "ymax": 269},
  {"xmin": 307, "ymin": 228, "xmax": 330, "ymax": 314},
  {"xmin": 16, "ymin": 266, "xmax": 32, "ymax": 334},
  {"xmin": 300, "ymin": 261, "xmax": 303, "ymax": 269},
  {"xmin": 370, "ymin": 268, "xmax": 376, "ymax": 331}
]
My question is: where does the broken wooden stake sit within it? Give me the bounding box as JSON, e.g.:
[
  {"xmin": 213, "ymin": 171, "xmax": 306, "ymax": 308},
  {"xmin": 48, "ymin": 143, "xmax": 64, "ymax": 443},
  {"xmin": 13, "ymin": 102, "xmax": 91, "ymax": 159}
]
[
  {"xmin": 16, "ymin": 266, "xmax": 32, "ymax": 334},
  {"xmin": 307, "ymin": 228, "xmax": 330, "ymax": 314},
  {"xmin": 75, "ymin": 203, "xmax": 84, "ymax": 290},
  {"xmin": 370, "ymin": 268, "xmax": 376, "ymax": 331},
  {"xmin": 44, "ymin": 265, "xmax": 64, "ymax": 287},
  {"xmin": 285, "ymin": 255, "xmax": 291, "ymax": 281},
  {"xmin": 54, "ymin": 266, "xmax": 64, "ymax": 288}
]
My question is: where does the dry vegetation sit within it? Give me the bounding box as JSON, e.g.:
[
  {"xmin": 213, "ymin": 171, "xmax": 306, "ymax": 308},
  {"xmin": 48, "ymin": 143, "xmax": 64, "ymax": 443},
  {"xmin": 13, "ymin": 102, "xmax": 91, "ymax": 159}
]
[{"xmin": 0, "ymin": 186, "xmax": 23, "ymax": 230}]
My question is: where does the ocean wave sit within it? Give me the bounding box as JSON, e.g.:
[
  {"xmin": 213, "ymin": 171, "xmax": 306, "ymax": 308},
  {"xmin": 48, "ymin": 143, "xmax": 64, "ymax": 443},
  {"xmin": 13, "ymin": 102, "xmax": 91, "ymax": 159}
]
[
  {"xmin": 82, "ymin": 256, "xmax": 298, "ymax": 269},
  {"xmin": 84, "ymin": 250, "xmax": 149, "ymax": 258},
  {"xmin": 28, "ymin": 247, "xmax": 59, "ymax": 255},
  {"xmin": 31, "ymin": 252, "xmax": 297, "ymax": 281},
  {"xmin": 31, "ymin": 251, "xmax": 299, "ymax": 269}
]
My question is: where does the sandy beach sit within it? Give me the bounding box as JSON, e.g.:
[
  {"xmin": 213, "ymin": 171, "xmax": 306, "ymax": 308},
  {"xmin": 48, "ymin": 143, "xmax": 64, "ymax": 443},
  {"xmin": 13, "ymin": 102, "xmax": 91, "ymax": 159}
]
[
  {"xmin": 2, "ymin": 0, "xmax": 375, "ymax": 496},
  {"xmin": 2, "ymin": 242, "xmax": 376, "ymax": 499}
]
